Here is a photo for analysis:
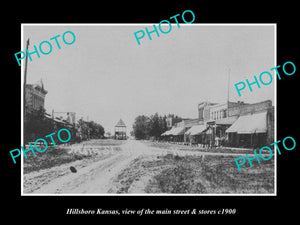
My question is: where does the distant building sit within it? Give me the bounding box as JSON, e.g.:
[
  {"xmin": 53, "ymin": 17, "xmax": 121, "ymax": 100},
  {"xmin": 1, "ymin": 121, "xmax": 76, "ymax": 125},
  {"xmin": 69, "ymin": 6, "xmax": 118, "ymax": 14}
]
[
  {"xmin": 166, "ymin": 116, "xmax": 173, "ymax": 129},
  {"xmin": 67, "ymin": 112, "xmax": 76, "ymax": 125},
  {"xmin": 25, "ymin": 79, "xmax": 48, "ymax": 120},
  {"xmin": 52, "ymin": 111, "xmax": 76, "ymax": 125},
  {"xmin": 162, "ymin": 118, "xmax": 198, "ymax": 143},
  {"xmin": 166, "ymin": 115, "xmax": 183, "ymax": 129},
  {"xmin": 198, "ymin": 101, "xmax": 218, "ymax": 123},
  {"xmin": 114, "ymin": 119, "xmax": 127, "ymax": 140}
]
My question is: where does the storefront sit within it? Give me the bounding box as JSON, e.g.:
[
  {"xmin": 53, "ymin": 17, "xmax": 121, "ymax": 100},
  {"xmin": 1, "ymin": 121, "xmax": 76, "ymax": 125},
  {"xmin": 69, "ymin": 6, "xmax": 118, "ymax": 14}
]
[
  {"xmin": 185, "ymin": 124, "xmax": 207, "ymax": 145},
  {"xmin": 226, "ymin": 111, "xmax": 268, "ymax": 148},
  {"xmin": 161, "ymin": 126, "xmax": 185, "ymax": 142}
]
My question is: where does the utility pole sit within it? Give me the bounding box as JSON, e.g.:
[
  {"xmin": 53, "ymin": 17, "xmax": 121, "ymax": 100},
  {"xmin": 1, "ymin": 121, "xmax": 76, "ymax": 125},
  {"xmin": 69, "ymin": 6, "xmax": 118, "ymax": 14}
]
[
  {"xmin": 227, "ymin": 68, "xmax": 231, "ymax": 117},
  {"xmin": 24, "ymin": 38, "xmax": 29, "ymax": 119},
  {"xmin": 23, "ymin": 38, "xmax": 30, "ymax": 148}
]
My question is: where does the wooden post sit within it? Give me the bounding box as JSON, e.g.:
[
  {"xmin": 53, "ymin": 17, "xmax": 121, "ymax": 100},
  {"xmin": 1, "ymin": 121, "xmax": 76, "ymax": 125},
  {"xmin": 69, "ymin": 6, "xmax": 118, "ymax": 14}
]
[
  {"xmin": 227, "ymin": 68, "xmax": 231, "ymax": 118},
  {"xmin": 23, "ymin": 38, "xmax": 30, "ymax": 148}
]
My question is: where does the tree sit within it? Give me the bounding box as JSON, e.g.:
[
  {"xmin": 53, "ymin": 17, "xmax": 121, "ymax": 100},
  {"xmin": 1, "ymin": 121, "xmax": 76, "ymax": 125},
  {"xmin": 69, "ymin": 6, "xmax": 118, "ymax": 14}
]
[
  {"xmin": 77, "ymin": 119, "xmax": 105, "ymax": 140},
  {"xmin": 148, "ymin": 113, "xmax": 166, "ymax": 139},
  {"xmin": 132, "ymin": 113, "xmax": 176, "ymax": 140},
  {"xmin": 24, "ymin": 108, "xmax": 54, "ymax": 143},
  {"xmin": 132, "ymin": 115, "xmax": 149, "ymax": 140}
]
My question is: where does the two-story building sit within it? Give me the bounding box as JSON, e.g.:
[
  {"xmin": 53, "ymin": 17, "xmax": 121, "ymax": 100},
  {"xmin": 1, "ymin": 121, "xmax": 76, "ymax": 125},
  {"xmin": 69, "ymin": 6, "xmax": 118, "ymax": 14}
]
[
  {"xmin": 194, "ymin": 100, "xmax": 274, "ymax": 148},
  {"xmin": 24, "ymin": 79, "xmax": 48, "ymax": 120}
]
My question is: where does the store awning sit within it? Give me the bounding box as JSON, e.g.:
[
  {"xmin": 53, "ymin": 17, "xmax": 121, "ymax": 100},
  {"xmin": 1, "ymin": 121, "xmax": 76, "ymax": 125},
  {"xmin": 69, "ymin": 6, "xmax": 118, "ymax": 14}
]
[
  {"xmin": 226, "ymin": 111, "xmax": 267, "ymax": 134},
  {"xmin": 161, "ymin": 130, "xmax": 171, "ymax": 136},
  {"xmin": 161, "ymin": 127, "xmax": 185, "ymax": 136},
  {"xmin": 216, "ymin": 116, "xmax": 239, "ymax": 125},
  {"xmin": 170, "ymin": 127, "xmax": 185, "ymax": 136},
  {"xmin": 185, "ymin": 124, "xmax": 207, "ymax": 136}
]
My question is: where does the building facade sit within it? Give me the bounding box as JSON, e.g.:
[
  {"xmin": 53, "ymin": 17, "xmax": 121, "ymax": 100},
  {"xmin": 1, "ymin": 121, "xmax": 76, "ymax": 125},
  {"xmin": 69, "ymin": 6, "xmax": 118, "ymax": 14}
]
[
  {"xmin": 25, "ymin": 79, "xmax": 48, "ymax": 117},
  {"xmin": 198, "ymin": 101, "xmax": 218, "ymax": 123},
  {"xmin": 162, "ymin": 99, "xmax": 274, "ymax": 149},
  {"xmin": 166, "ymin": 116, "xmax": 173, "ymax": 129},
  {"xmin": 196, "ymin": 100, "xmax": 274, "ymax": 148},
  {"xmin": 226, "ymin": 100, "xmax": 274, "ymax": 147},
  {"xmin": 161, "ymin": 118, "xmax": 198, "ymax": 143}
]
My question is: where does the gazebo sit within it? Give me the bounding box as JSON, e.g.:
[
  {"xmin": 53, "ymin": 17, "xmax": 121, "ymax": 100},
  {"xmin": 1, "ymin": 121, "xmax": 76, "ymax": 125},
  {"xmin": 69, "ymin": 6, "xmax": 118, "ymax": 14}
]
[{"xmin": 114, "ymin": 119, "xmax": 127, "ymax": 140}]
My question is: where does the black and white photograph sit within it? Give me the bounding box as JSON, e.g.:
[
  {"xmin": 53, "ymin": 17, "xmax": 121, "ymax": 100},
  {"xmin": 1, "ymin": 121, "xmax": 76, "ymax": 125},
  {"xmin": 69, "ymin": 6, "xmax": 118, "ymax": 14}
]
[
  {"xmin": 4, "ymin": 5, "xmax": 298, "ymax": 221},
  {"xmin": 21, "ymin": 24, "xmax": 275, "ymax": 195}
]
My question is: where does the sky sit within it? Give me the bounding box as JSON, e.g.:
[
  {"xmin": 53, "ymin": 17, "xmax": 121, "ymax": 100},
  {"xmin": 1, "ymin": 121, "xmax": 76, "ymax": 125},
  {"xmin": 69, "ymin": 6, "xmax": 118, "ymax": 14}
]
[{"xmin": 23, "ymin": 24, "xmax": 275, "ymax": 134}]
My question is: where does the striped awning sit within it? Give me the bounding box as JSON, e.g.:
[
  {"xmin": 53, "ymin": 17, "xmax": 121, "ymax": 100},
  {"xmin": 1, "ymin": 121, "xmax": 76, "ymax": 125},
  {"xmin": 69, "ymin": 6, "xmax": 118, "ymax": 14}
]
[
  {"xmin": 226, "ymin": 111, "xmax": 267, "ymax": 134},
  {"xmin": 215, "ymin": 116, "xmax": 239, "ymax": 125},
  {"xmin": 185, "ymin": 124, "xmax": 207, "ymax": 136},
  {"xmin": 170, "ymin": 127, "xmax": 185, "ymax": 135},
  {"xmin": 161, "ymin": 127, "xmax": 185, "ymax": 136}
]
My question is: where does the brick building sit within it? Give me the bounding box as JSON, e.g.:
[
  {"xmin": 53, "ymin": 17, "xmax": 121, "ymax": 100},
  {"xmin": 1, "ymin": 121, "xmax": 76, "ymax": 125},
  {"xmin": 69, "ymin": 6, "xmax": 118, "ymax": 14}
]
[
  {"xmin": 226, "ymin": 100, "xmax": 274, "ymax": 147},
  {"xmin": 192, "ymin": 100, "xmax": 274, "ymax": 148},
  {"xmin": 161, "ymin": 99, "xmax": 274, "ymax": 148}
]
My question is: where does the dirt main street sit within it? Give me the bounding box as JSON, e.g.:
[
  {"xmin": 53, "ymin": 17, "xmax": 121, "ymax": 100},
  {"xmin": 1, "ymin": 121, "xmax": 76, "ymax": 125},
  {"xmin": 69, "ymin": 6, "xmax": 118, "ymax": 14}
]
[
  {"xmin": 24, "ymin": 139, "xmax": 272, "ymax": 194},
  {"xmin": 26, "ymin": 140, "xmax": 148, "ymax": 194}
]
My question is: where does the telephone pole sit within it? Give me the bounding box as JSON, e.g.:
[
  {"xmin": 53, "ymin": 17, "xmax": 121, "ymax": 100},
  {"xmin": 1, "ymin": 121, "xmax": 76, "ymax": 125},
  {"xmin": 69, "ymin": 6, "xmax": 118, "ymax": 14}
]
[
  {"xmin": 227, "ymin": 68, "xmax": 231, "ymax": 116},
  {"xmin": 24, "ymin": 38, "xmax": 29, "ymax": 120},
  {"xmin": 23, "ymin": 38, "xmax": 29, "ymax": 148}
]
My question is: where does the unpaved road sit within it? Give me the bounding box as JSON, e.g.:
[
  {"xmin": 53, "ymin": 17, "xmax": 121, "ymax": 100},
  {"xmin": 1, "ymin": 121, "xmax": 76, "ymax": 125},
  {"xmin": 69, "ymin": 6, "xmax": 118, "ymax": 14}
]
[{"xmin": 25, "ymin": 139, "xmax": 262, "ymax": 194}]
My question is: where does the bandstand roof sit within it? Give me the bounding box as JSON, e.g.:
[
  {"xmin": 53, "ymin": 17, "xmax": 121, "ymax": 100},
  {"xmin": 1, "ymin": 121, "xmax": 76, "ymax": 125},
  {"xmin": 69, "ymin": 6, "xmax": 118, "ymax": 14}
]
[{"xmin": 115, "ymin": 119, "xmax": 126, "ymax": 127}]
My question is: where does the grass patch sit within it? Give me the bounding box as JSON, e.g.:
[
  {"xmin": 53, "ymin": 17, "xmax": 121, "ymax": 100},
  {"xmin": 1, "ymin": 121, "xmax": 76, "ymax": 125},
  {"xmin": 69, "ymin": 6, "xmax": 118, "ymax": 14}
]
[
  {"xmin": 147, "ymin": 154, "xmax": 274, "ymax": 194},
  {"xmin": 23, "ymin": 139, "xmax": 126, "ymax": 174},
  {"xmin": 23, "ymin": 147, "xmax": 92, "ymax": 174},
  {"xmin": 153, "ymin": 161, "xmax": 205, "ymax": 193}
]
